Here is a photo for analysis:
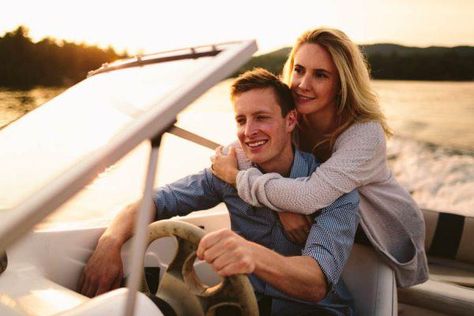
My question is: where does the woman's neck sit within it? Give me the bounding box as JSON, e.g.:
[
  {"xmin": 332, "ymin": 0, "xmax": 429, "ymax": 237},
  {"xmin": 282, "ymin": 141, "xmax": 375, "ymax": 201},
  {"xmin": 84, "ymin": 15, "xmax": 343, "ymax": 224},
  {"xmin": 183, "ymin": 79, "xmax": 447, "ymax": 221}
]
[
  {"xmin": 298, "ymin": 111, "xmax": 339, "ymax": 161},
  {"xmin": 300, "ymin": 109, "xmax": 338, "ymax": 136}
]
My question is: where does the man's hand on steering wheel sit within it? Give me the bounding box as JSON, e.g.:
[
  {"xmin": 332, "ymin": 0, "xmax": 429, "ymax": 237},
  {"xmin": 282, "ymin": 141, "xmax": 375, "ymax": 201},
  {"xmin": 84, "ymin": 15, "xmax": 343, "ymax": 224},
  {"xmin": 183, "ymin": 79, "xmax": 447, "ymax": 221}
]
[{"xmin": 197, "ymin": 228, "xmax": 256, "ymax": 276}]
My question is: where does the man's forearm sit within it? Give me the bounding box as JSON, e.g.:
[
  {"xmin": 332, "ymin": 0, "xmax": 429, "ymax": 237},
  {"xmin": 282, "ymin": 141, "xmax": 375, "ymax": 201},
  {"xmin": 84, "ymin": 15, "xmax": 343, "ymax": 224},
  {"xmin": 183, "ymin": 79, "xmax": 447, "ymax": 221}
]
[
  {"xmin": 250, "ymin": 242, "xmax": 328, "ymax": 302},
  {"xmin": 98, "ymin": 201, "xmax": 139, "ymax": 250},
  {"xmin": 198, "ymin": 229, "xmax": 328, "ymax": 302}
]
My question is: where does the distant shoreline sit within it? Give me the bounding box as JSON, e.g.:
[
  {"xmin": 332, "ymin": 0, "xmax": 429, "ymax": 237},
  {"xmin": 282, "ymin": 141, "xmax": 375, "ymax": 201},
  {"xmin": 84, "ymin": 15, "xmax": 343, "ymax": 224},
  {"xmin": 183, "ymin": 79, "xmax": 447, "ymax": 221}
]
[
  {"xmin": 233, "ymin": 44, "xmax": 474, "ymax": 81},
  {"xmin": 1, "ymin": 26, "xmax": 473, "ymax": 89},
  {"xmin": 0, "ymin": 26, "xmax": 125, "ymax": 89}
]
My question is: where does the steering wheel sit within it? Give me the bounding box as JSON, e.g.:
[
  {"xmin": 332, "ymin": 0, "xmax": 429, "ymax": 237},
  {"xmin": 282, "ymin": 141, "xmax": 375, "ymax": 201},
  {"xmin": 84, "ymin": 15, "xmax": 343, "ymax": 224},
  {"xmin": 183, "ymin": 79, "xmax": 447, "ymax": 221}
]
[{"xmin": 142, "ymin": 220, "xmax": 258, "ymax": 316}]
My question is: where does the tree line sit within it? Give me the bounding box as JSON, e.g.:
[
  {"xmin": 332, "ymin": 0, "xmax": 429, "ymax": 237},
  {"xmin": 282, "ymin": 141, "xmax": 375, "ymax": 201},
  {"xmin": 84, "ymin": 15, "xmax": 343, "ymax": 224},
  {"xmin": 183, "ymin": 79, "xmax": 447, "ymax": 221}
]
[
  {"xmin": 0, "ymin": 26, "xmax": 472, "ymax": 89},
  {"xmin": 0, "ymin": 26, "xmax": 126, "ymax": 89}
]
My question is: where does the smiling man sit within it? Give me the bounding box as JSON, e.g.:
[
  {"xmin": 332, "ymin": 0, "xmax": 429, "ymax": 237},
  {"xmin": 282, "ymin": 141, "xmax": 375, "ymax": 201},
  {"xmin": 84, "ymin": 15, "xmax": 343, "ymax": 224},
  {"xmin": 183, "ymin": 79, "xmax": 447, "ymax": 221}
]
[{"xmin": 80, "ymin": 68, "xmax": 360, "ymax": 315}]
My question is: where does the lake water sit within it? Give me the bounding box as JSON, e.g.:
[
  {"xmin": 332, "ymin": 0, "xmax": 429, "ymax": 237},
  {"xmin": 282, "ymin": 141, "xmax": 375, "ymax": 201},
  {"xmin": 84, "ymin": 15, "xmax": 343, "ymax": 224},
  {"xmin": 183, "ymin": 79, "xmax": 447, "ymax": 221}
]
[
  {"xmin": 1, "ymin": 80, "xmax": 473, "ymax": 221},
  {"xmin": 0, "ymin": 86, "xmax": 66, "ymax": 128}
]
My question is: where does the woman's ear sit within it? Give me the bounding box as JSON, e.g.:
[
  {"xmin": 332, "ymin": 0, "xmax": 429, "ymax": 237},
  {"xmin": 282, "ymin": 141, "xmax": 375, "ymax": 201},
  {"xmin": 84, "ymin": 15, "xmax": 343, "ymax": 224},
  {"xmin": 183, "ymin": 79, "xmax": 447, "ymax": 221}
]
[{"xmin": 286, "ymin": 110, "xmax": 298, "ymax": 132}]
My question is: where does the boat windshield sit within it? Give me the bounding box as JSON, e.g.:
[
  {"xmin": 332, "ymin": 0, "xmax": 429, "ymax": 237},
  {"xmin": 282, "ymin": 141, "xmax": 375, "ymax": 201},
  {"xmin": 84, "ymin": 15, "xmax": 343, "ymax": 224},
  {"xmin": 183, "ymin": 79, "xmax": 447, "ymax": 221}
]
[{"xmin": 0, "ymin": 41, "xmax": 257, "ymax": 251}]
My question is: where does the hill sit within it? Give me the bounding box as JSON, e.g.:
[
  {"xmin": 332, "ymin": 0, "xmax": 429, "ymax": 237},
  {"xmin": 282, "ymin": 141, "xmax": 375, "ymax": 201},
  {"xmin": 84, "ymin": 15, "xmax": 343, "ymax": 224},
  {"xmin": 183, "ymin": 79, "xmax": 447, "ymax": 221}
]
[{"xmin": 234, "ymin": 44, "xmax": 474, "ymax": 81}]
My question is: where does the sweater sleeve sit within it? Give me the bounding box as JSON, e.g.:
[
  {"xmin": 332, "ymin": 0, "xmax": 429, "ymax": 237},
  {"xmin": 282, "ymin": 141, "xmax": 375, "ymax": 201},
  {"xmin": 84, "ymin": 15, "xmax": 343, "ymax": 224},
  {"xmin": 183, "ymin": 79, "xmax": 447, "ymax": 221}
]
[{"xmin": 236, "ymin": 122, "xmax": 387, "ymax": 214}]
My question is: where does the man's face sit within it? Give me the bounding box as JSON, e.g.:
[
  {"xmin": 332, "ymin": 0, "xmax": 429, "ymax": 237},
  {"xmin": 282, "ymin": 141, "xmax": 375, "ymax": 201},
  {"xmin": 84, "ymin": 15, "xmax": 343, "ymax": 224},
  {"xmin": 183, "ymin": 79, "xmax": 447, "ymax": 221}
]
[{"xmin": 233, "ymin": 87, "xmax": 296, "ymax": 172}]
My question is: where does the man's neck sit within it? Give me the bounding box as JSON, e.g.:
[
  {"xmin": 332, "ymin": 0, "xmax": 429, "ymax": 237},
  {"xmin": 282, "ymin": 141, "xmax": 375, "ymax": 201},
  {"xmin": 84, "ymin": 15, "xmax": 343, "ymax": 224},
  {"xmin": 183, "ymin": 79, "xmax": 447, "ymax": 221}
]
[{"xmin": 257, "ymin": 144, "xmax": 295, "ymax": 177}]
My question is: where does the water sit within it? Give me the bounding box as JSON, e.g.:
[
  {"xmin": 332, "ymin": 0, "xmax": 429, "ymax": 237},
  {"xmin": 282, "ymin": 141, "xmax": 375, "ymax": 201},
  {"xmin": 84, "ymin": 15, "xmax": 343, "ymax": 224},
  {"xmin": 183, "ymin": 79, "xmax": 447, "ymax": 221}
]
[
  {"xmin": 1, "ymin": 80, "xmax": 473, "ymax": 220},
  {"xmin": 0, "ymin": 87, "xmax": 66, "ymax": 128},
  {"xmin": 372, "ymin": 80, "xmax": 474, "ymax": 216},
  {"xmin": 374, "ymin": 80, "xmax": 474, "ymax": 151}
]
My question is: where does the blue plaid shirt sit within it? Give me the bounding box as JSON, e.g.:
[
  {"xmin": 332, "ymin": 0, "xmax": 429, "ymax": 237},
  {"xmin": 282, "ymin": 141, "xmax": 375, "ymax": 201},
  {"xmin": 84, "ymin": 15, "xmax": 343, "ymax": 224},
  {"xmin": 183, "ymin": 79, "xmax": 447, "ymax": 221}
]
[{"xmin": 154, "ymin": 149, "xmax": 359, "ymax": 315}]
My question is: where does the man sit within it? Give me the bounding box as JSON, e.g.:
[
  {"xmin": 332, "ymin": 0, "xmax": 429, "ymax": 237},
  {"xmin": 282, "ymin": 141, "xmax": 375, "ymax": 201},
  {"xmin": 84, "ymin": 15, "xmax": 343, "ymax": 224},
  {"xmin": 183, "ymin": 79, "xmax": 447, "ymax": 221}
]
[{"xmin": 79, "ymin": 68, "xmax": 359, "ymax": 315}]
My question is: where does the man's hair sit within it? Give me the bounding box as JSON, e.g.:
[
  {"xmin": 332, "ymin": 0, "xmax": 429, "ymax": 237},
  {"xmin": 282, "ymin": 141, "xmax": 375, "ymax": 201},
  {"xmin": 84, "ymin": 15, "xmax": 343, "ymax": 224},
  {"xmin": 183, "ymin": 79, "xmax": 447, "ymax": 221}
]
[{"xmin": 230, "ymin": 68, "xmax": 295, "ymax": 117}]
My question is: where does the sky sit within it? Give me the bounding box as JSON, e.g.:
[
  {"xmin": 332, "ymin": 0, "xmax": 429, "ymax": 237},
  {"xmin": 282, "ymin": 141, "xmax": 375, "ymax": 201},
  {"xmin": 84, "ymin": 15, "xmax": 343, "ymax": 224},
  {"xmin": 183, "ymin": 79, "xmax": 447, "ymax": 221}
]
[{"xmin": 1, "ymin": 0, "xmax": 473, "ymax": 55}]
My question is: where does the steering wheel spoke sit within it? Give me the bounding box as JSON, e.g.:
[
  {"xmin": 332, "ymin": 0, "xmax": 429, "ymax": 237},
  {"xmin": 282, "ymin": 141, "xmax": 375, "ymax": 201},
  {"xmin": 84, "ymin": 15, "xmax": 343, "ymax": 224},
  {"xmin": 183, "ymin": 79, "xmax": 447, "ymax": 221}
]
[
  {"xmin": 167, "ymin": 238, "xmax": 198, "ymax": 279},
  {"xmin": 203, "ymin": 276, "xmax": 258, "ymax": 315}
]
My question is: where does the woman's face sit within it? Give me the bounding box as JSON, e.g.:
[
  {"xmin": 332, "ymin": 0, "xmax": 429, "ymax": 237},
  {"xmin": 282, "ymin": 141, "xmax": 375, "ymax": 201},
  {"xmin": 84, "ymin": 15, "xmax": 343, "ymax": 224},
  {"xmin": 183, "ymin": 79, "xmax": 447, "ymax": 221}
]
[{"xmin": 290, "ymin": 43, "xmax": 340, "ymax": 117}]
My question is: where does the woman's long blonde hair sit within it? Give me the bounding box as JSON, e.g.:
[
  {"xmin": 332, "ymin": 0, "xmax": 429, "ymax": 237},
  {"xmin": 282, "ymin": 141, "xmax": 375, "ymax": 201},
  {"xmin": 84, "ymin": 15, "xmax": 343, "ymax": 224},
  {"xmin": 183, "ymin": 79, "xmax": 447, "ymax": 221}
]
[{"xmin": 282, "ymin": 27, "xmax": 392, "ymax": 150}]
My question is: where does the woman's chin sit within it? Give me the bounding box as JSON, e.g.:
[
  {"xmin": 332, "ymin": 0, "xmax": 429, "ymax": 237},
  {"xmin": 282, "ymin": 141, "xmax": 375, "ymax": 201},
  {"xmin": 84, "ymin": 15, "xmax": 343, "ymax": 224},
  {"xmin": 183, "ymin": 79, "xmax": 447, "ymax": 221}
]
[{"xmin": 296, "ymin": 103, "xmax": 317, "ymax": 114}]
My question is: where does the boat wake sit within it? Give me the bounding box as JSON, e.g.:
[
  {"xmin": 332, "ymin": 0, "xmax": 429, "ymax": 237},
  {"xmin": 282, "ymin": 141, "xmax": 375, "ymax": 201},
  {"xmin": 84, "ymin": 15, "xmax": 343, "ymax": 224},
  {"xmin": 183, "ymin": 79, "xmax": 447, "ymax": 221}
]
[{"xmin": 388, "ymin": 136, "xmax": 474, "ymax": 216}]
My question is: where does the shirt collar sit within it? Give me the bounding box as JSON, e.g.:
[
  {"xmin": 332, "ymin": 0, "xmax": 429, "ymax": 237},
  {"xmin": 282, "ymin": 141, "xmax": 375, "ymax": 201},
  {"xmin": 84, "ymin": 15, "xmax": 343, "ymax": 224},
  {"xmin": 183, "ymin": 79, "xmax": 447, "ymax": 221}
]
[
  {"xmin": 252, "ymin": 148, "xmax": 310, "ymax": 178},
  {"xmin": 289, "ymin": 149, "xmax": 308, "ymax": 179}
]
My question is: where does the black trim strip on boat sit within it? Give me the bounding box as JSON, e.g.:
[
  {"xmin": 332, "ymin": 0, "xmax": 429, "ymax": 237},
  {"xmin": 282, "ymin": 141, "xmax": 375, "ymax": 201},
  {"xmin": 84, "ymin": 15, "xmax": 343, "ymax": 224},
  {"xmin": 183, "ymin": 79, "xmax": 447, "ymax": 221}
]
[
  {"xmin": 428, "ymin": 213, "xmax": 465, "ymax": 259},
  {"xmin": 0, "ymin": 251, "xmax": 7, "ymax": 274},
  {"xmin": 88, "ymin": 49, "xmax": 222, "ymax": 77}
]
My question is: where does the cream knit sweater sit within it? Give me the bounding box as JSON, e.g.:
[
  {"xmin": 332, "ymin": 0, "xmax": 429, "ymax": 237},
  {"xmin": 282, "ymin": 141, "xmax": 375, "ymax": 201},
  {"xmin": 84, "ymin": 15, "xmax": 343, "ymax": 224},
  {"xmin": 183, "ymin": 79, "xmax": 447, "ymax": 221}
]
[{"xmin": 235, "ymin": 121, "xmax": 428, "ymax": 288}]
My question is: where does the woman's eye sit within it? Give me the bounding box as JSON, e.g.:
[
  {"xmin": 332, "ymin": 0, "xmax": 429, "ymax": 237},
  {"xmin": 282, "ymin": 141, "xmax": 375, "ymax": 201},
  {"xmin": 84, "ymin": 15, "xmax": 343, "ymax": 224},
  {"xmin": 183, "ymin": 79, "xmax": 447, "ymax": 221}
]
[
  {"xmin": 293, "ymin": 65, "xmax": 303, "ymax": 74},
  {"xmin": 315, "ymin": 71, "xmax": 328, "ymax": 79}
]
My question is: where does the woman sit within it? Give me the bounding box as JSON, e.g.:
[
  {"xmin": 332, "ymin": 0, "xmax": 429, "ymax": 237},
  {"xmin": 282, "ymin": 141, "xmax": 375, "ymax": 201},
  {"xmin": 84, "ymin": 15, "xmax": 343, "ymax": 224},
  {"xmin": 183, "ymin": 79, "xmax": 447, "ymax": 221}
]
[{"xmin": 211, "ymin": 27, "xmax": 428, "ymax": 288}]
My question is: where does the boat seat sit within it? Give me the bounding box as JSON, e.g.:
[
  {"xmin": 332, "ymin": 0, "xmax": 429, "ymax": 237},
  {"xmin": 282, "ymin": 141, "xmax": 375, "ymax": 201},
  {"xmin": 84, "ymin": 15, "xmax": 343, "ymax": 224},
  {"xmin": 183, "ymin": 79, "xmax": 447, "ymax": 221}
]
[
  {"xmin": 423, "ymin": 209, "xmax": 474, "ymax": 272},
  {"xmin": 0, "ymin": 265, "xmax": 88, "ymax": 316},
  {"xmin": 428, "ymin": 259, "xmax": 474, "ymax": 287},
  {"xmin": 398, "ymin": 209, "xmax": 474, "ymax": 315},
  {"xmin": 0, "ymin": 232, "xmax": 163, "ymax": 316},
  {"xmin": 342, "ymin": 244, "xmax": 397, "ymax": 316},
  {"xmin": 398, "ymin": 279, "xmax": 474, "ymax": 316},
  {"xmin": 60, "ymin": 288, "xmax": 163, "ymax": 316}
]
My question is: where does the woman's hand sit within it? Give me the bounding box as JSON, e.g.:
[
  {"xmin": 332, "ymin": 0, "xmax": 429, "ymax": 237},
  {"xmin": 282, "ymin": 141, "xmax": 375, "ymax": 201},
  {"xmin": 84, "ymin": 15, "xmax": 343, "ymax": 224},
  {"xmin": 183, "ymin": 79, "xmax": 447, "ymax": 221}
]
[
  {"xmin": 278, "ymin": 212, "xmax": 312, "ymax": 245},
  {"xmin": 210, "ymin": 146, "xmax": 239, "ymax": 186}
]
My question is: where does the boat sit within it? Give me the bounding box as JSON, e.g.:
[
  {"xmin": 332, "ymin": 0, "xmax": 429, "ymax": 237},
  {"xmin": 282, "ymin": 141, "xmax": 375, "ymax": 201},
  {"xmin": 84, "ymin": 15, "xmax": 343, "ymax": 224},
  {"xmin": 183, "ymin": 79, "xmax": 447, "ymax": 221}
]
[{"xmin": 0, "ymin": 39, "xmax": 472, "ymax": 316}]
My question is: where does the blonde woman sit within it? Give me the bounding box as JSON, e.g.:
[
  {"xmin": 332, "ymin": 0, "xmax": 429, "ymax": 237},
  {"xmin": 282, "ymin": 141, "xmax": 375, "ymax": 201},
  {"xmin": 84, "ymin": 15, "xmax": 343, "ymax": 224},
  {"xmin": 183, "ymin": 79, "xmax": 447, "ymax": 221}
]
[{"xmin": 211, "ymin": 27, "xmax": 428, "ymax": 288}]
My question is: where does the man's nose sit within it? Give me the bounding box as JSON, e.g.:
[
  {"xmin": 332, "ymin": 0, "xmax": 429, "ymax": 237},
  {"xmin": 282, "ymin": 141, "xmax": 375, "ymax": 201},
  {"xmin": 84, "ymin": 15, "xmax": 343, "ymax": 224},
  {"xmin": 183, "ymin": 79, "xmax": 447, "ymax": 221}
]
[{"xmin": 244, "ymin": 121, "xmax": 257, "ymax": 137}]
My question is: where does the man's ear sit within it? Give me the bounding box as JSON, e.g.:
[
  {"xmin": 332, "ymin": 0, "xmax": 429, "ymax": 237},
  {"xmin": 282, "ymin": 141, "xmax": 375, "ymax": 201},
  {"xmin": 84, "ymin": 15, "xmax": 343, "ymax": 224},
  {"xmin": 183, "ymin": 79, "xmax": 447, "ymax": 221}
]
[{"xmin": 286, "ymin": 110, "xmax": 297, "ymax": 132}]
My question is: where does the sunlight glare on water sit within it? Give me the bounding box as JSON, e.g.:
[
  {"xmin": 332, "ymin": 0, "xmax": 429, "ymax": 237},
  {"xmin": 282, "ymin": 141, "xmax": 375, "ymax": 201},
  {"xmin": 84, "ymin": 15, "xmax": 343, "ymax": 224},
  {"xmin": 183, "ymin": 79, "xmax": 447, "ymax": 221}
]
[{"xmin": 1, "ymin": 79, "xmax": 473, "ymax": 227}]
